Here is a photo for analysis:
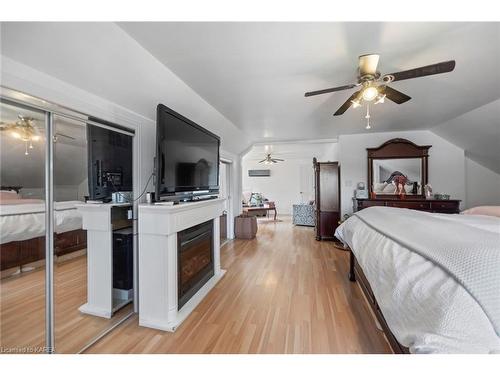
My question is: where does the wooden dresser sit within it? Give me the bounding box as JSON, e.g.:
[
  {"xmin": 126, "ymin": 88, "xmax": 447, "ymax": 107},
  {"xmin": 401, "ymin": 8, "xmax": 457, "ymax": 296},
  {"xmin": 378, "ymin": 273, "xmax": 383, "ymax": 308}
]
[{"xmin": 355, "ymin": 198, "xmax": 461, "ymax": 214}]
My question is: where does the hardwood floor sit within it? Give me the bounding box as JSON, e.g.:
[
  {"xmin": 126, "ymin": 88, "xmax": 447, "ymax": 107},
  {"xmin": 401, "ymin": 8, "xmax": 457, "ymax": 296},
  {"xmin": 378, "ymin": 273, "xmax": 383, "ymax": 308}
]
[
  {"xmin": 87, "ymin": 217, "xmax": 391, "ymax": 354},
  {"xmin": 0, "ymin": 254, "xmax": 132, "ymax": 353}
]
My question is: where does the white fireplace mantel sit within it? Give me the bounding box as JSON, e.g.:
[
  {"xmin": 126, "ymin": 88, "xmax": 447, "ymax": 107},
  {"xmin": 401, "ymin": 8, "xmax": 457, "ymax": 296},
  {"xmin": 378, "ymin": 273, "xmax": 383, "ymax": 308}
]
[{"xmin": 138, "ymin": 198, "xmax": 226, "ymax": 332}]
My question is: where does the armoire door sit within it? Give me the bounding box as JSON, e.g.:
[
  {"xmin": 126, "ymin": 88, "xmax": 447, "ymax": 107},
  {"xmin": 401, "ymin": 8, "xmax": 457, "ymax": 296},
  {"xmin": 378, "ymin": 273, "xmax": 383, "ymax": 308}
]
[{"xmin": 314, "ymin": 160, "xmax": 340, "ymax": 241}]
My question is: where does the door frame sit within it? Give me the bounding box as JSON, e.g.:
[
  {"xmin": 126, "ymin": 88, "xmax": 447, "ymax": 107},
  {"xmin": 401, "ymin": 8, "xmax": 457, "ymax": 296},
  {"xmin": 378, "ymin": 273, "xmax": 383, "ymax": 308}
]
[{"xmin": 220, "ymin": 156, "xmax": 234, "ymax": 240}]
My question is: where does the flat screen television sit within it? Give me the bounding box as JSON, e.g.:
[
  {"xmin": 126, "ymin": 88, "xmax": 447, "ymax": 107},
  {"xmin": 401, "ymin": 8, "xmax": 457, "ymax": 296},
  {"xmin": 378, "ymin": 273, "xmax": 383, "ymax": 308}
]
[
  {"xmin": 87, "ymin": 124, "xmax": 133, "ymax": 201},
  {"xmin": 156, "ymin": 104, "xmax": 220, "ymax": 200}
]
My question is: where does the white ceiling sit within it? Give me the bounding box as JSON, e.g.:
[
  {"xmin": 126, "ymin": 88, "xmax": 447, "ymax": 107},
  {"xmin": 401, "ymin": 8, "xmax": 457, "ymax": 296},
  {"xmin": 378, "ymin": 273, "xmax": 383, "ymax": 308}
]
[
  {"xmin": 0, "ymin": 22, "xmax": 499, "ymax": 172},
  {"xmin": 119, "ymin": 22, "xmax": 500, "ymax": 172},
  {"xmin": 0, "ymin": 22, "xmax": 250, "ymax": 155}
]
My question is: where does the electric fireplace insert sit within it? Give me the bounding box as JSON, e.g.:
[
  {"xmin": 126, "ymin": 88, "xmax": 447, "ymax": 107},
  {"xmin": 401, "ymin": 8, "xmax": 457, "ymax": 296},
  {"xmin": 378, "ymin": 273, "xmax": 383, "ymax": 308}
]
[{"xmin": 177, "ymin": 220, "xmax": 214, "ymax": 309}]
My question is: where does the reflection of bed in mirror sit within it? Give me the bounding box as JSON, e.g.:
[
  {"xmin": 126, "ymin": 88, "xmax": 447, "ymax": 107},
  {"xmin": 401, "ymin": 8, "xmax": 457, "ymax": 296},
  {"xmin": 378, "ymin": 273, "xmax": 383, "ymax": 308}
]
[
  {"xmin": 0, "ymin": 190, "xmax": 86, "ymax": 274},
  {"xmin": 367, "ymin": 138, "xmax": 431, "ymax": 198},
  {"xmin": 372, "ymin": 158, "xmax": 422, "ymax": 194}
]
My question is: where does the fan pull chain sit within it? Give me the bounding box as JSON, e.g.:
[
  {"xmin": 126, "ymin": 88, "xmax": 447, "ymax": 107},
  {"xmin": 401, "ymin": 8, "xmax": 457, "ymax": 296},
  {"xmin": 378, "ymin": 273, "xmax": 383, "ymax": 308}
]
[
  {"xmin": 25, "ymin": 141, "xmax": 29, "ymax": 156},
  {"xmin": 365, "ymin": 104, "xmax": 371, "ymax": 130}
]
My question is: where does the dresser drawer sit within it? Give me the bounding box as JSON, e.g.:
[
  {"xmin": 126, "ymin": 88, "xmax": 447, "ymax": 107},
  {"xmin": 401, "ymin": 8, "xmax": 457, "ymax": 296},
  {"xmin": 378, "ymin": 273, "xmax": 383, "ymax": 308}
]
[
  {"xmin": 431, "ymin": 201, "xmax": 459, "ymax": 212},
  {"xmin": 358, "ymin": 200, "xmax": 385, "ymax": 208},
  {"xmin": 386, "ymin": 201, "xmax": 431, "ymax": 210}
]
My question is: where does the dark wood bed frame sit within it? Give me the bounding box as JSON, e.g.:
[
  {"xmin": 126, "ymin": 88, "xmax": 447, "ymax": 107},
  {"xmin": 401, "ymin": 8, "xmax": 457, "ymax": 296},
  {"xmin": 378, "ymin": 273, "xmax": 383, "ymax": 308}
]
[
  {"xmin": 349, "ymin": 249, "xmax": 410, "ymax": 354},
  {"xmin": 0, "ymin": 229, "xmax": 87, "ymax": 271}
]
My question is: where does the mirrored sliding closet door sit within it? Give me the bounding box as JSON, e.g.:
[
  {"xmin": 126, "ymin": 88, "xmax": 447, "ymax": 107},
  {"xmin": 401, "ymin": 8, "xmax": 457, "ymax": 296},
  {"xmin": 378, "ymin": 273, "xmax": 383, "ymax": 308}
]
[
  {"xmin": 53, "ymin": 115, "xmax": 134, "ymax": 353},
  {"xmin": 1, "ymin": 90, "xmax": 136, "ymax": 354},
  {"xmin": 0, "ymin": 99, "xmax": 48, "ymax": 353}
]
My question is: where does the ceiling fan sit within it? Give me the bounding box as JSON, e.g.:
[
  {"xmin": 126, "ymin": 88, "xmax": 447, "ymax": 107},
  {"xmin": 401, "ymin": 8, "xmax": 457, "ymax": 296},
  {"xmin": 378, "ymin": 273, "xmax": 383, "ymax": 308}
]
[
  {"xmin": 0, "ymin": 115, "xmax": 75, "ymax": 155},
  {"xmin": 259, "ymin": 153, "xmax": 284, "ymax": 165},
  {"xmin": 304, "ymin": 54, "xmax": 456, "ymax": 121}
]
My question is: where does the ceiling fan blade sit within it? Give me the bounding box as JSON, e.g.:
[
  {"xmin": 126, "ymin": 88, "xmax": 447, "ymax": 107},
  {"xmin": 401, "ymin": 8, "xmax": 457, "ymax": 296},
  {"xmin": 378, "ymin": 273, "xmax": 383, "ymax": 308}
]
[
  {"xmin": 380, "ymin": 86, "xmax": 411, "ymax": 104},
  {"xmin": 305, "ymin": 84, "xmax": 357, "ymax": 97},
  {"xmin": 272, "ymin": 158, "xmax": 284, "ymax": 162},
  {"xmin": 258, "ymin": 159, "xmax": 266, "ymax": 163},
  {"xmin": 333, "ymin": 90, "xmax": 362, "ymax": 116},
  {"xmin": 383, "ymin": 60, "xmax": 455, "ymax": 82},
  {"xmin": 358, "ymin": 54, "xmax": 380, "ymax": 76}
]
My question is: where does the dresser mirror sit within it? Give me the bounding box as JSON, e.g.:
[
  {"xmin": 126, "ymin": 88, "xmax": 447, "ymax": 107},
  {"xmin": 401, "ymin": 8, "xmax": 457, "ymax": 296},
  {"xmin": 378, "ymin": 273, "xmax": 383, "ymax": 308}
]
[{"xmin": 367, "ymin": 138, "xmax": 431, "ymax": 198}]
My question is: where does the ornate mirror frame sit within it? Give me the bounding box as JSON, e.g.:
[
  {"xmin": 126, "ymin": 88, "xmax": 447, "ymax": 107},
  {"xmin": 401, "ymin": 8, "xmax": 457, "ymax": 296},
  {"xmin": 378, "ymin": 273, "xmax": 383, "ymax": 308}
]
[{"xmin": 367, "ymin": 138, "xmax": 431, "ymax": 198}]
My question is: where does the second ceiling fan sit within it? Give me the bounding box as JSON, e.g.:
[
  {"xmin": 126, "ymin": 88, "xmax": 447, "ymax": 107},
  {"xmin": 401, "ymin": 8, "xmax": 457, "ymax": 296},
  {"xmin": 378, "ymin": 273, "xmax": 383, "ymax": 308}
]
[
  {"xmin": 259, "ymin": 153, "xmax": 284, "ymax": 165},
  {"xmin": 304, "ymin": 54, "xmax": 456, "ymax": 118}
]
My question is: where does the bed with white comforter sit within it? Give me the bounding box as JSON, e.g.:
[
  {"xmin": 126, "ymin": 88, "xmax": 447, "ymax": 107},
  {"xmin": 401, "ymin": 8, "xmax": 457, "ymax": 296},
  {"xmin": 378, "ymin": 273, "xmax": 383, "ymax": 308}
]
[
  {"xmin": 0, "ymin": 200, "xmax": 83, "ymax": 244},
  {"xmin": 335, "ymin": 206, "xmax": 500, "ymax": 354}
]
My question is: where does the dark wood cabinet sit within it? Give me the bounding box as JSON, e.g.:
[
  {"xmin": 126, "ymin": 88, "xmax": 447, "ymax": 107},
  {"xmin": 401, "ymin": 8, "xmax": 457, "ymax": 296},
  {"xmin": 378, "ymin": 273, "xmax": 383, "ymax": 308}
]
[
  {"xmin": 313, "ymin": 158, "xmax": 340, "ymax": 241},
  {"xmin": 0, "ymin": 229, "xmax": 87, "ymax": 271},
  {"xmin": 355, "ymin": 198, "xmax": 460, "ymax": 214}
]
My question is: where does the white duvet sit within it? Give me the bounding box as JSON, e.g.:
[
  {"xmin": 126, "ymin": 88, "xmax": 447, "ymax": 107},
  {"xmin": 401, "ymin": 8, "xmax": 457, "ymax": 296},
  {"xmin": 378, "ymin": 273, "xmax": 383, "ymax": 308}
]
[
  {"xmin": 0, "ymin": 201, "xmax": 83, "ymax": 244},
  {"xmin": 335, "ymin": 211, "xmax": 500, "ymax": 354}
]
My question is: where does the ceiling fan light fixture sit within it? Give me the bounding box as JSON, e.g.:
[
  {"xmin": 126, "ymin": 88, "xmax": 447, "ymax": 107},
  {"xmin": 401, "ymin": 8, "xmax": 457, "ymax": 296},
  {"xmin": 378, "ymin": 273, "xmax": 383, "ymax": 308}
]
[
  {"xmin": 375, "ymin": 94, "xmax": 386, "ymax": 104},
  {"xmin": 351, "ymin": 99, "xmax": 361, "ymax": 108},
  {"xmin": 362, "ymin": 86, "xmax": 379, "ymax": 101},
  {"xmin": 10, "ymin": 131, "xmax": 21, "ymax": 139}
]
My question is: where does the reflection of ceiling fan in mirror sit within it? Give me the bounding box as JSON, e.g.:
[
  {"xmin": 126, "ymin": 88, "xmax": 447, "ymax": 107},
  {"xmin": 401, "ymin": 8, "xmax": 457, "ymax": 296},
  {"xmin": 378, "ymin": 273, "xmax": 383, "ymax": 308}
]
[
  {"xmin": 0, "ymin": 115, "xmax": 75, "ymax": 155},
  {"xmin": 304, "ymin": 54, "xmax": 456, "ymax": 129},
  {"xmin": 259, "ymin": 153, "xmax": 284, "ymax": 165}
]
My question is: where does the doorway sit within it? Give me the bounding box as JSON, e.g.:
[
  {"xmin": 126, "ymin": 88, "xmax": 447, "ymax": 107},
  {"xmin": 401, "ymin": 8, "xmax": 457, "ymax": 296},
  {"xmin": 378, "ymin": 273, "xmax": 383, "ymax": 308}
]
[{"xmin": 219, "ymin": 159, "xmax": 232, "ymax": 246}]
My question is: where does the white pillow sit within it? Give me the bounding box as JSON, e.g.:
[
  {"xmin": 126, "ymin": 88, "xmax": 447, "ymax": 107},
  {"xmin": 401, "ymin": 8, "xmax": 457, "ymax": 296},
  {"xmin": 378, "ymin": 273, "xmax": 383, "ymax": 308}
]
[
  {"xmin": 462, "ymin": 206, "xmax": 500, "ymax": 218},
  {"xmin": 383, "ymin": 183, "xmax": 396, "ymax": 194}
]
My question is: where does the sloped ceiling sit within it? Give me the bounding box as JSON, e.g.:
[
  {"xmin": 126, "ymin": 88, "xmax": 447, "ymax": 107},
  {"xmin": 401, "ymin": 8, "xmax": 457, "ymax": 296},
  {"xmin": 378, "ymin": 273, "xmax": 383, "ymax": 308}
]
[
  {"xmin": 1, "ymin": 22, "xmax": 499, "ymax": 171},
  {"xmin": 432, "ymin": 99, "xmax": 500, "ymax": 173},
  {"xmin": 0, "ymin": 22, "xmax": 251, "ymax": 155},
  {"xmin": 118, "ymin": 22, "xmax": 500, "ymax": 172}
]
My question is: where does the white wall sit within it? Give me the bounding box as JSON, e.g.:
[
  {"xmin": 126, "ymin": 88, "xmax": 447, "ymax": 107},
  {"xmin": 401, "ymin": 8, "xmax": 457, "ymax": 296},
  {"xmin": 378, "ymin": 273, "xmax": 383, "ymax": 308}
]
[
  {"xmin": 465, "ymin": 157, "xmax": 500, "ymax": 208},
  {"xmin": 241, "ymin": 142, "xmax": 339, "ymax": 215},
  {"xmin": 339, "ymin": 130, "xmax": 466, "ymax": 216},
  {"xmin": 242, "ymin": 158, "xmax": 314, "ymax": 215}
]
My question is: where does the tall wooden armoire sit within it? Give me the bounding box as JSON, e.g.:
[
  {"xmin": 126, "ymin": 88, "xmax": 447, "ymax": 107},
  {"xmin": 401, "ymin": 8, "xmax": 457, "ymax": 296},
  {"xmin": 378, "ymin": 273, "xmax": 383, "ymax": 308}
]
[{"xmin": 313, "ymin": 158, "xmax": 340, "ymax": 241}]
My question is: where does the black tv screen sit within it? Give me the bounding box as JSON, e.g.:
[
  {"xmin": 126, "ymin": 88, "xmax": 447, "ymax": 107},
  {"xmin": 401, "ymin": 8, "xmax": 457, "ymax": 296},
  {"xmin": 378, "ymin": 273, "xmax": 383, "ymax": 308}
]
[
  {"xmin": 156, "ymin": 104, "xmax": 220, "ymax": 198},
  {"xmin": 87, "ymin": 124, "xmax": 133, "ymax": 200}
]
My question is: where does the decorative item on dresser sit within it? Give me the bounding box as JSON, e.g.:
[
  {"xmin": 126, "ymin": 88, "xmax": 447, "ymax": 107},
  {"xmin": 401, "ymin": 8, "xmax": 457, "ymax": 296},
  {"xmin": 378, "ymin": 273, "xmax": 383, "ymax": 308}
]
[{"xmin": 313, "ymin": 158, "xmax": 340, "ymax": 240}]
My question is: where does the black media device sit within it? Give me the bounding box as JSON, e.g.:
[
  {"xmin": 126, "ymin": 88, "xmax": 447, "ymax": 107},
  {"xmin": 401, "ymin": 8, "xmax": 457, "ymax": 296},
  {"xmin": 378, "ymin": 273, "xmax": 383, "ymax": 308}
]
[
  {"xmin": 155, "ymin": 104, "xmax": 220, "ymax": 202},
  {"xmin": 113, "ymin": 227, "xmax": 134, "ymax": 290},
  {"xmin": 87, "ymin": 124, "xmax": 133, "ymax": 201}
]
